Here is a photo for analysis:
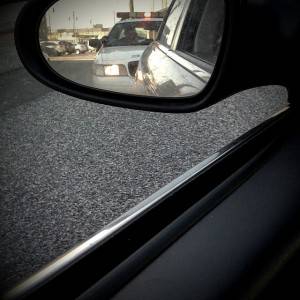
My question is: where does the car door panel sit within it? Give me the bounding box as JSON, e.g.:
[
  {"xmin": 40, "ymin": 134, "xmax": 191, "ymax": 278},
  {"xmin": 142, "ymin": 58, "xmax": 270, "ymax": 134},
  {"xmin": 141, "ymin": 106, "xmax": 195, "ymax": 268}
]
[{"xmin": 109, "ymin": 114, "xmax": 300, "ymax": 300}]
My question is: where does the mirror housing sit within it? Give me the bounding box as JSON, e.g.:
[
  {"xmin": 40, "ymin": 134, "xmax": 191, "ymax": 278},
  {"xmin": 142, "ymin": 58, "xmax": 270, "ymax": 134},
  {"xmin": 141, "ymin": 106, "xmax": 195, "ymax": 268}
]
[
  {"xmin": 89, "ymin": 39, "xmax": 102, "ymax": 51},
  {"xmin": 101, "ymin": 36, "xmax": 108, "ymax": 47},
  {"xmin": 14, "ymin": 0, "xmax": 300, "ymax": 112}
]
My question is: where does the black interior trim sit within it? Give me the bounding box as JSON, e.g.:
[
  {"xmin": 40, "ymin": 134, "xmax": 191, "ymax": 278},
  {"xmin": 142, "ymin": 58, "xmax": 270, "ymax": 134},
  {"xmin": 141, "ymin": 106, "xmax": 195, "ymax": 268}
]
[
  {"xmin": 108, "ymin": 111, "xmax": 300, "ymax": 300},
  {"xmin": 78, "ymin": 132, "xmax": 276, "ymax": 300}
]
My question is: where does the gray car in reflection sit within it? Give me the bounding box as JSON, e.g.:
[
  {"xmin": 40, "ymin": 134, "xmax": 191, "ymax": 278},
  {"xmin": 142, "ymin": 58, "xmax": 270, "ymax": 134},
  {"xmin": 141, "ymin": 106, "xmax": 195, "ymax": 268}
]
[
  {"xmin": 135, "ymin": 0, "xmax": 225, "ymax": 97},
  {"xmin": 40, "ymin": 41, "xmax": 66, "ymax": 56}
]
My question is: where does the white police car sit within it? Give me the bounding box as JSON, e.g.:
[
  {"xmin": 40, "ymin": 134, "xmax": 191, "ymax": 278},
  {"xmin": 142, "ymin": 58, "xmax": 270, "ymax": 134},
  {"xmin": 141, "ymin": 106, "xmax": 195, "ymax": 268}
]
[{"xmin": 92, "ymin": 14, "xmax": 163, "ymax": 94}]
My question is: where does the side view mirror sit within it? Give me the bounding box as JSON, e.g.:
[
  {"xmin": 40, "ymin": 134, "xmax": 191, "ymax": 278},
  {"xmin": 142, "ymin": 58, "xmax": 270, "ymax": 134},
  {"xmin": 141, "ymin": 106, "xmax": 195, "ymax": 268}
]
[
  {"xmin": 101, "ymin": 36, "xmax": 108, "ymax": 46},
  {"xmin": 35, "ymin": 0, "xmax": 226, "ymax": 101},
  {"xmin": 88, "ymin": 39, "xmax": 102, "ymax": 50},
  {"xmin": 15, "ymin": 0, "xmax": 298, "ymax": 113}
]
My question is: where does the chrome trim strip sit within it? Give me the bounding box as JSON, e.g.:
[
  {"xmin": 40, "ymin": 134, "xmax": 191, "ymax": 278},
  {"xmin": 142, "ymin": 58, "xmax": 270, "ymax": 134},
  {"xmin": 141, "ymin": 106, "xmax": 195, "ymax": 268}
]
[
  {"xmin": 157, "ymin": 43, "xmax": 211, "ymax": 82},
  {"xmin": 5, "ymin": 106, "xmax": 290, "ymax": 300},
  {"xmin": 168, "ymin": 50, "xmax": 211, "ymax": 81}
]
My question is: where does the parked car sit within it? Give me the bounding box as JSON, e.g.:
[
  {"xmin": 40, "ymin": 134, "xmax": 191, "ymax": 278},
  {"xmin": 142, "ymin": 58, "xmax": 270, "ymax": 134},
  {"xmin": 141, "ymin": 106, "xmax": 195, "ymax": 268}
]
[
  {"xmin": 7, "ymin": 0, "xmax": 300, "ymax": 299},
  {"xmin": 39, "ymin": 41, "xmax": 66, "ymax": 56},
  {"xmin": 59, "ymin": 41, "xmax": 75, "ymax": 54},
  {"xmin": 92, "ymin": 17, "xmax": 163, "ymax": 93},
  {"xmin": 40, "ymin": 43, "xmax": 58, "ymax": 58},
  {"xmin": 75, "ymin": 43, "xmax": 88, "ymax": 54},
  {"xmin": 41, "ymin": 51, "xmax": 49, "ymax": 61}
]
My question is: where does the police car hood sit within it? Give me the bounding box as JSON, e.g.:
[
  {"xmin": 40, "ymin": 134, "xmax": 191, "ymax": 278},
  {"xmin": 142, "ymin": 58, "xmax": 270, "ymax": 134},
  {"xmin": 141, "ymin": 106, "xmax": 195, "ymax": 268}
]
[{"xmin": 96, "ymin": 45, "xmax": 147, "ymax": 64}]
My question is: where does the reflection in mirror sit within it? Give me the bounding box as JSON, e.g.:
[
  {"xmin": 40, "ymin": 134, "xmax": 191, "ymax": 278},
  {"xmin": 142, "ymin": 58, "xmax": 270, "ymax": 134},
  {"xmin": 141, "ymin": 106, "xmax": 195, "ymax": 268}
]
[{"xmin": 39, "ymin": 0, "xmax": 224, "ymax": 97}]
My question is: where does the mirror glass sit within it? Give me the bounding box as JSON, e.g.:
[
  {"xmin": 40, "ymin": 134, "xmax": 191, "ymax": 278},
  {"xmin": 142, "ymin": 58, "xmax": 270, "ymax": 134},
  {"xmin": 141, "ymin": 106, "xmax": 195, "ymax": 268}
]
[{"xmin": 39, "ymin": 0, "xmax": 225, "ymax": 97}]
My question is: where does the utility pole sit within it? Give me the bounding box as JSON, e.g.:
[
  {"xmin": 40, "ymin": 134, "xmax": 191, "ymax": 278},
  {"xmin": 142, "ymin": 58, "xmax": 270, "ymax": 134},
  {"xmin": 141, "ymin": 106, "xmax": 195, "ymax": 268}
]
[
  {"xmin": 89, "ymin": 18, "xmax": 92, "ymax": 36},
  {"xmin": 48, "ymin": 14, "xmax": 51, "ymax": 35},
  {"xmin": 72, "ymin": 11, "xmax": 75, "ymax": 37},
  {"xmin": 39, "ymin": 16, "xmax": 48, "ymax": 40},
  {"xmin": 129, "ymin": 0, "xmax": 134, "ymax": 13},
  {"xmin": 48, "ymin": 7, "xmax": 55, "ymax": 37}
]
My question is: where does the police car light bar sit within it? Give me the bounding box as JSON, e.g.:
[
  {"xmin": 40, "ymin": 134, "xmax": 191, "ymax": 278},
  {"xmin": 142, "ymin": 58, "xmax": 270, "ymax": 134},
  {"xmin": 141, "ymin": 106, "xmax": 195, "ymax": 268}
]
[{"xmin": 117, "ymin": 12, "xmax": 165, "ymax": 19}]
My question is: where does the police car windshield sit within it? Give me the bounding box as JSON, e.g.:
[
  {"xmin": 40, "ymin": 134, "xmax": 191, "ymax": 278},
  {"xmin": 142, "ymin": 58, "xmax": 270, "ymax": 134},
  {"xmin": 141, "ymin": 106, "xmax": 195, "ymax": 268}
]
[{"xmin": 106, "ymin": 20, "xmax": 162, "ymax": 47}]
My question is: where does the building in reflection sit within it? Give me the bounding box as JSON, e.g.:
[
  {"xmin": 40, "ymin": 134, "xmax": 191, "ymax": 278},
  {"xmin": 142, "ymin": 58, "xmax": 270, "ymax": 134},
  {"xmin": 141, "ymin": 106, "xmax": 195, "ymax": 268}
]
[{"xmin": 46, "ymin": 24, "xmax": 110, "ymax": 43}]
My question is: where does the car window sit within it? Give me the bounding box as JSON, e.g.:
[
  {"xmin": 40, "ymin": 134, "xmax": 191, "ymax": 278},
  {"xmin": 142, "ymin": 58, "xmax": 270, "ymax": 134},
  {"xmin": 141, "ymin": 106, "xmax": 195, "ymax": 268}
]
[
  {"xmin": 107, "ymin": 21, "xmax": 162, "ymax": 47},
  {"xmin": 177, "ymin": 0, "xmax": 225, "ymax": 64},
  {"xmin": 159, "ymin": 0, "xmax": 187, "ymax": 47}
]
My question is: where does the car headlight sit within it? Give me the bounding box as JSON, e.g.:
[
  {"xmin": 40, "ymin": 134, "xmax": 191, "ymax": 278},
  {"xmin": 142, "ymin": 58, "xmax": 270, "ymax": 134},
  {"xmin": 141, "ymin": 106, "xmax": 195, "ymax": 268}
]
[
  {"xmin": 105, "ymin": 65, "xmax": 120, "ymax": 76},
  {"xmin": 93, "ymin": 64, "xmax": 127, "ymax": 77},
  {"xmin": 136, "ymin": 70, "xmax": 143, "ymax": 81}
]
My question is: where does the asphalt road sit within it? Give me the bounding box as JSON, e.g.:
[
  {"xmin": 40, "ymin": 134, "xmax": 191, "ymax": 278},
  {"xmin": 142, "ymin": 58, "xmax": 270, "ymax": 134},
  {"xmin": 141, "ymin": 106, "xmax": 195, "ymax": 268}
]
[
  {"xmin": 49, "ymin": 60, "xmax": 94, "ymax": 88},
  {"xmin": 0, "ymin": 2, "xmax": 289, "ymax": 294}
]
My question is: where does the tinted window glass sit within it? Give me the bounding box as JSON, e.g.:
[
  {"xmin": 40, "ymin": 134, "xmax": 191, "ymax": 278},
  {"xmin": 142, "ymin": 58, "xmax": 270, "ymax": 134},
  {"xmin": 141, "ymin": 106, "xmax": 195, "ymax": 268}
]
[
  {"xmin": 177, "ymin": 0, "xmax": 225, "ymax": 64},
  {"xmin": 107, "ymin": 21, "xmax": 162, "ymax": 47},
  {"xmin": 159, "ymin": 0, "xmax": 186, "ymax": 47}
]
